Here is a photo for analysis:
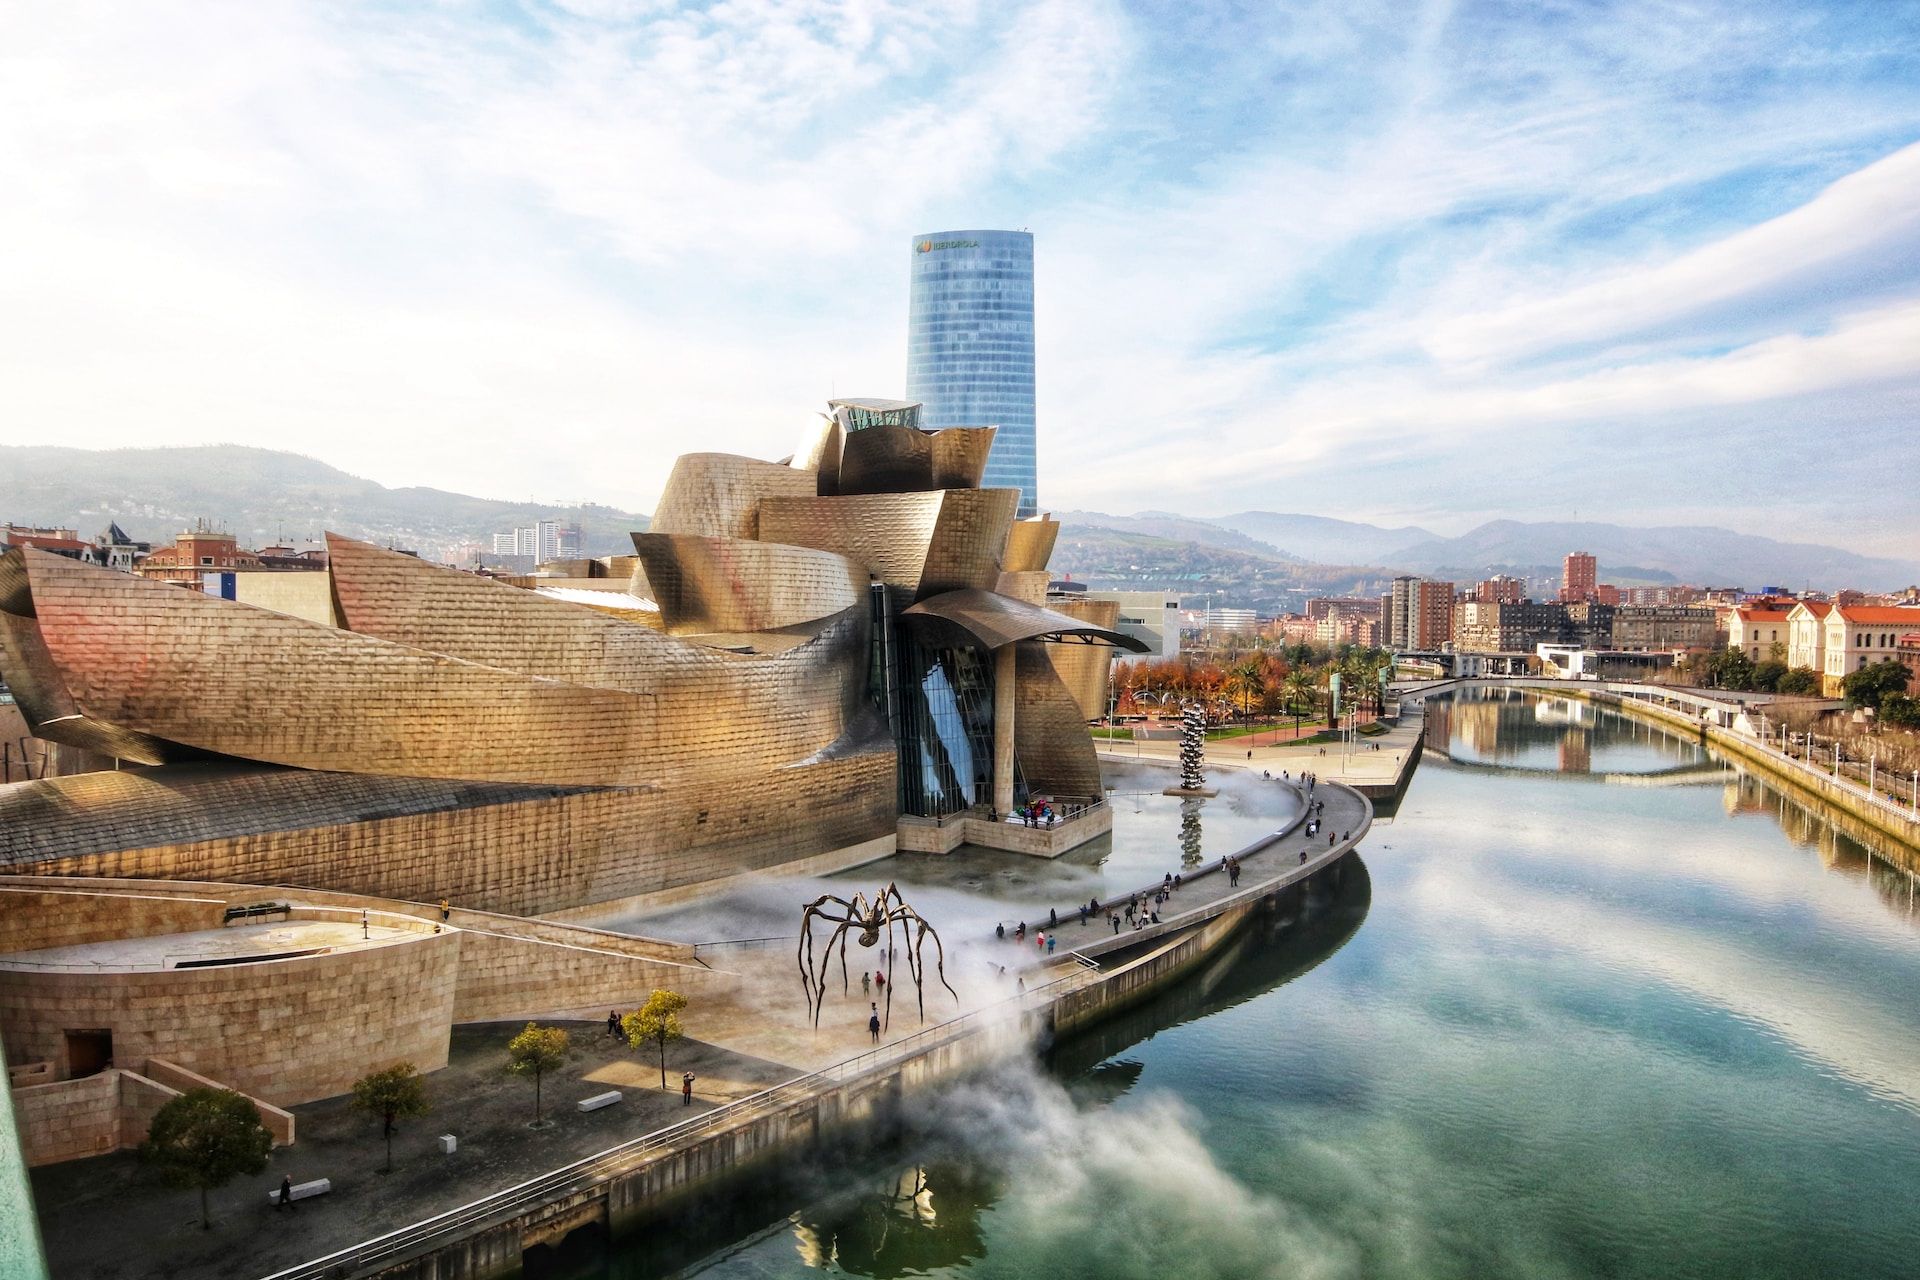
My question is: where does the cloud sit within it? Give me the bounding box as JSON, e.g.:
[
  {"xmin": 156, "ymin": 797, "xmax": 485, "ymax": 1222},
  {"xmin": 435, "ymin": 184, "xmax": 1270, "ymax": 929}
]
[{"xmin": 0, "ymin": 1, "xmax": 1915, "ymax": 560}]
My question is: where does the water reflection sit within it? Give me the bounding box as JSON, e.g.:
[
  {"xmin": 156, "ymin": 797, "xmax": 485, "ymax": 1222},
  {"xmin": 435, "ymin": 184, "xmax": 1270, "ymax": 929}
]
[{"xmin": 1423, "ymin": 687, "xmax": 1703, "ymax": 775}]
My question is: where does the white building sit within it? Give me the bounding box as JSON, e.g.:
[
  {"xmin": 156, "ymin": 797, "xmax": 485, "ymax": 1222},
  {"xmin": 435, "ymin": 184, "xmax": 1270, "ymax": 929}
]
[
  {"xmin": 1786, "ymin": 601, "xmax": 1832, "ymax": 673},
  {"xmin": 1727, "ymin": 605, "xmax": 1792, "ymax": 662},
  {"xmin": 1820, "ymin": 605, "xmax": 1920, "ymax": 695},
  {"xmin": 1085, "ymin": 590, "xmax": 1181, "ymax": 661}
]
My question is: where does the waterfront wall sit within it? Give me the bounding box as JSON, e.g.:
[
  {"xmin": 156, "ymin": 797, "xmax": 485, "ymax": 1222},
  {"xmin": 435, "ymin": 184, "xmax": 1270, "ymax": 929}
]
[{"xmin": 895, "ymin": 805, "xmax": 1113, "ymax": 857}]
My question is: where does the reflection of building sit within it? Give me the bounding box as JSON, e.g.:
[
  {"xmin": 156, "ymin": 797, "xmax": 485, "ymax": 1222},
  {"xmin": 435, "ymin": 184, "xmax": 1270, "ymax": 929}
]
[
  {"xmin": 0, "ymin": 402, "xmax": 1138, "ymax": 919},
  {"xmin": 907, "ymin": 231, "xmax": 1038, "ymax": 517},
  {"xmin": 1558, "ymin": 728, "xmax": 1591, "ymax": 774}
]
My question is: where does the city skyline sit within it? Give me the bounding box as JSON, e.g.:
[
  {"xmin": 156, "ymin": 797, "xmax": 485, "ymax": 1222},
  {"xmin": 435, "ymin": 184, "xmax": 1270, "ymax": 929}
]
[{"xmin": 2, "ymin": 3, "xmax": 1917, "ymax": 558}]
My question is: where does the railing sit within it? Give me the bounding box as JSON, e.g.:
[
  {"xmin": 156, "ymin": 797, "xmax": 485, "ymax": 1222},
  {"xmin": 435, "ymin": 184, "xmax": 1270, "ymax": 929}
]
[{"xmin": 260, "ymin": 963, "xmax": 1101, "ymax": 1280}]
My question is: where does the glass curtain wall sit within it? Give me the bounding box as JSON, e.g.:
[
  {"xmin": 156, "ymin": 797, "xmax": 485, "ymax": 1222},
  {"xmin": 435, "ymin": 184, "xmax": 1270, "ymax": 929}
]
[{"xmin": 895, "ymin": 636, "xmax": 1007, "ymax": 817}]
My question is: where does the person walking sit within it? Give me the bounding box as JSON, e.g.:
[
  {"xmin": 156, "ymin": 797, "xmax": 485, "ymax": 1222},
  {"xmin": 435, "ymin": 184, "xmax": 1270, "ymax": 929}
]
[
  {"xmin": 606, "ymin": 1010, "xmax": 621, "ymax": 1039},
  {"xmin": 1047, "ymin": 935, "xmax": 1057, "ymax": 955},
  {"xmin": 861, "ymin": 971, "xmax": 872, "ymax": 995},
  {"xmin": 681, "ymin": 1072, "xmax": 695, "ymax": 1106},
  {"xmin": 868, "ymin": 1009, "xmax": 881, "ymax": 1043},
  {"xmin": 874, "ymin": 970, "xmax": 886, "ymax": 998},
  {"xmin": 277, "ymin": 1175, "xmax": 296, "ymax": 1213}
]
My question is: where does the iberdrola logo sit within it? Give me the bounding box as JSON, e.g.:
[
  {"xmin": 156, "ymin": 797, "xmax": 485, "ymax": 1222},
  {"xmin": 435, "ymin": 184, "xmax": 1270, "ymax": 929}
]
[{"xmin": 917, "ymin": 240, "xmax": 933, "ymax": 253}]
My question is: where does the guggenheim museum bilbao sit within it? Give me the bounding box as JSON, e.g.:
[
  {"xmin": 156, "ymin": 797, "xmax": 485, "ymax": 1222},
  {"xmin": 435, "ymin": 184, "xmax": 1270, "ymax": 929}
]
[{"xmin": 0, "ymin": 400, "xmax": 1140, "ymax": 922}]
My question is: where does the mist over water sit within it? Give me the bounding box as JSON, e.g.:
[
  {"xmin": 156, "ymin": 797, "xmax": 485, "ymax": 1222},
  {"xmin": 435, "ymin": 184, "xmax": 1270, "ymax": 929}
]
[{"xmin": 587, "ymin": 691, "xmax": 1920, "ymax": 1280}]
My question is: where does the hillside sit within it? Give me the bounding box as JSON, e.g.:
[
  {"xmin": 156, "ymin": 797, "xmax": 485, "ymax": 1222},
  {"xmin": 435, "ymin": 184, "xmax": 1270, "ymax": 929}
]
[
  {"xmin": 1050, "ymin": 525, "xmax": 1393, "ymax": 615},
  {"xmin": 1387, "ymin": 519, "xmax": 1918, "ymax": 591},
  {"xmin": 0, "ymin": 445, "xmax": 650, "ymax": 562},
  {"xmin": 1205, "ymin": 511, "xmax": 1437, "ymax": 564}
]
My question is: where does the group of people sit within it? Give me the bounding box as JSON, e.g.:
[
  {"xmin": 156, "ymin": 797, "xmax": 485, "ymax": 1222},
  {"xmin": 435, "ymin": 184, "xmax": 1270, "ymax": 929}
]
[
  {"xmin": 994, "ymin": 799, "xmax": 1059, "ymax": 828},
  {"xmin": 993, "ymin": 919, "xmax": 1060, "ymax": 954},
  {"xmin": 1222, "ymin": 855, "xmax": 1242, "ymax": 887}
]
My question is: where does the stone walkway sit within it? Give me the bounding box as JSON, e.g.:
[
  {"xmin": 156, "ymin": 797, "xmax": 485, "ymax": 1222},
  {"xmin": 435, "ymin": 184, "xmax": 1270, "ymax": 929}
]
[{"xmin": 982, "ymin": 773, "xmax": 1372, "ymax": 981}]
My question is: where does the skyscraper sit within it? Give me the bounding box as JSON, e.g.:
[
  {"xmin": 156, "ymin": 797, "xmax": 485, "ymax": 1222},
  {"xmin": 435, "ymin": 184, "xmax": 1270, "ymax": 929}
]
[
  {"xmin": 906, "ymin": 230, "xmax": 1037, "ymax": 516},
  {"xmin": 1561, "ymin": 552, "xmax": 1597, "ymax": 602}
]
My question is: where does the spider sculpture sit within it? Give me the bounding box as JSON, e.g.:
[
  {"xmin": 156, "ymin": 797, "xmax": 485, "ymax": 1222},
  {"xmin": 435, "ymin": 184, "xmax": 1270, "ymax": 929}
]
[{"xmin": 798, "ymin": 883, "xmax": 957, "ymax": 1030}]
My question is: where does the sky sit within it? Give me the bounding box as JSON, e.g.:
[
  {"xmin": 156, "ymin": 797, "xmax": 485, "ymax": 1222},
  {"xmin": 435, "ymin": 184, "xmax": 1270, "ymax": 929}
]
[{"xmin": 2, "ymin": 1, "xmax": 1918, "ymax": 558}]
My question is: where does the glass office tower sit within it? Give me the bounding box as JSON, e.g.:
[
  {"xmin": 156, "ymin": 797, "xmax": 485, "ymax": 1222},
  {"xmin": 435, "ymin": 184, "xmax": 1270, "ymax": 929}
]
[{"xmin": 906, "ymin": 230, "xmax": 1037, "ymax": 516}]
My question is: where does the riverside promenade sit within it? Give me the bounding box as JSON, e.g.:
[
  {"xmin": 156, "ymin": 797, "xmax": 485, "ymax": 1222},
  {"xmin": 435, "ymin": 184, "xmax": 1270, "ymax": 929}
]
[
  {"xmin": 1097, "ymin": 705, "xmax": 1426, "ymax": 803},
  {"xmin": 248, "ymin": 775, "xmax": 1371, "ymax": 1280}
]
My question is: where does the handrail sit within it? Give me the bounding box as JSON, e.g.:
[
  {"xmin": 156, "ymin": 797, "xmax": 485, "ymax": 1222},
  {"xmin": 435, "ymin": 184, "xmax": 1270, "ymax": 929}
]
[{"xmin": 260, "ymin": 963, "xmax": 1100, "ymax": 1280}]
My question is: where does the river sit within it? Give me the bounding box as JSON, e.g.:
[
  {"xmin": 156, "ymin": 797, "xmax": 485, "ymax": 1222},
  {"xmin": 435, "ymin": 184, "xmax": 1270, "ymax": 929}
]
[{"xmin": 582, "ymin": 688, "xmax": 1920, "ymax": 1280}]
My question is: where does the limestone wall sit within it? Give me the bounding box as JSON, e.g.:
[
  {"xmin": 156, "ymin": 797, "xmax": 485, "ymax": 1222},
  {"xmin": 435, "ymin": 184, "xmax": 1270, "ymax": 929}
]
[
  {"xmin": 451, "ymin": 930, "xmax": 724, "ymax": 1025},
  {"xmin": 0, "ymin": 889, "xmax": 226, "ymax": 953},
  {"xmin": 12, "ymin": 1071, "xmax": 120, "ymax": 1165},
  {"xmin": 0, "ymin": 932, "xmax": 459, "ymax": 1106}
]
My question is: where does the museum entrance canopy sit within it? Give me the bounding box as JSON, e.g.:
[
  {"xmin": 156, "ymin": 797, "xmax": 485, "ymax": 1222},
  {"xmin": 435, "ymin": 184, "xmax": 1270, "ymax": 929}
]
[{"xmin": 901, "ymin": 589, "xmax": 1148, "ymax": 653}]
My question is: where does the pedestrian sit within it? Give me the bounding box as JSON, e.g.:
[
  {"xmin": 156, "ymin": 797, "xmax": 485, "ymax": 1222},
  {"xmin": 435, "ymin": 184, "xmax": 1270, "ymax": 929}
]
[
  {"xmin": 1247, "ymin": 749, "xmax": 1252, "ymax": 761},
  {"xmin": 996, "ymin": 922, "xmax": 1005, "ymax": 940},
  {"xmin": 1089, "ymin": 896, "xmax": 1101, "ymax": 917},
  {"xmin": 1300, "ymin": 850, "xmax": 1307, "ymax": 864},
  {"xmin": 277, "ymin": 1175, "xmax": 296, "ymax": 1213},
  {"xmin": 1173, "ymin": 874, "xmax": 1182, "ymax": 891},
  {"xmin": 862, "ymin": 971, "xmax": 871, "ymax": 995},
  {"xmin": 439, "ymin": 899, "xmax": 451, "ymax": 924},
  {"xmin": 1036, "ymin": 930, "xmax": 1046, "ymax": 950},
  {"xmin": 1329, "ymin": 833, "xmax": 1336, "ymax": 847},
  {"xmin": 1163, "ymin": 872, "xmax": 1173, "ymax": 890},
  {"xmin": 1018, "ymin": 976, "xmax": 1027, "ymax": 993},
  {"xmin": 1016, "ymin": 921, "xmax": 1026, "ymax": 940},
  {"xmin": 868, "ymin": 1010, "xmax": 881, "ymax": 1043},
  {"xmin": 1079, "ymin": 904, "xmax": 1088, "ymax": 925},
  {"xmin": 875, "ymin": 970, "xmax": 886, "ymax": 996},
  {"xmin": 1049, "ymin": 907, "xmax": 1058, "ymax": 928},
  {"xmin": 606, "ymin": 1010, "xmax": 621, "ymax": 1039},
  {"xmin": 1111, "ymin": 914, "xmax": 1121, "ymax": 934},
  {"xmin": 681, "ymin": 1072, "xmax": 695, "ymax": 1106},
  {"xmin": 1047, "ymin": 935, "xmax": 1057, "ymax": 954}
]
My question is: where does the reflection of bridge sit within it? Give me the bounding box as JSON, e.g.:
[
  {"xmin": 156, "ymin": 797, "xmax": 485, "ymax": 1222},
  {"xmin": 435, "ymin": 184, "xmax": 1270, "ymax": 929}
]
[
  {"xmin": 1424, "ymin": 742, "xmax": 1736, "ymax": 788},
  {"xmin": 1394, "ymin": 676, "xmax": 1839, "ymax": 732}
]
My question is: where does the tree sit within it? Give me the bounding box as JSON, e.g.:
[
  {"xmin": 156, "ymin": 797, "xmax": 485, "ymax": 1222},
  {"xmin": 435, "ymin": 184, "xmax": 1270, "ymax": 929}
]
[
  {"xmin": 141, "ymin": 1088, "xmax": 273, "ymax": 1230},
  {"xmin": 350, "ymin": 1062, "xmax": 432, "ymax": 1173},
  {"xmin": 506, "ymin": 1023, "xmax": 571, "ymax": 1125},
  {"xmin": 624, "ymin": 989, "xmax": 689, "ymax": 1090},
  {"xmin": 1843, "ymin": 660, "xmax": 1912, "ymax": 711},
  {"xmin": 1752, "ymin": 659, "xmax": 1788, "ymax": 693},
  {"xmin": 1777, "ymin": 666, "xmax": 1821, "ymax": 696},
  {"xmin": 1880, "ymin": 693, "xmax": 1920, "ymax": 729}
]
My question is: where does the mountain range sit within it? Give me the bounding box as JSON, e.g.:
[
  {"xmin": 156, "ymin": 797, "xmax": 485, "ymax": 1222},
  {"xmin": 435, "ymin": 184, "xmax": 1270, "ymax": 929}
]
[
  {"xmin": 2, "ymin": 444, "xmax": 1913, "ymax": 593},
  {"xmin": 1059, "ymin": 510, "xmax": 1919, "ymax": 592},
  {"xmin": 0, "ymin": 445, "xmax": 649, "ymax": 562}
]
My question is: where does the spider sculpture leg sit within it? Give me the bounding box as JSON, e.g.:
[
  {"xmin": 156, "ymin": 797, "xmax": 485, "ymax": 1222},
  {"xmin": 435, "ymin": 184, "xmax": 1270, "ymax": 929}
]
[{"xmin": 797, "ymin": 895, "xmax": 858, "ymax": 1029}]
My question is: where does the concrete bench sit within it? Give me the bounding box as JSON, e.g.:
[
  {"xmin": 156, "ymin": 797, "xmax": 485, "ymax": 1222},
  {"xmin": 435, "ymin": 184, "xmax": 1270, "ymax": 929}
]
[
  {"xmin": 266, "ymin": 1178, "xmax": 330, "ymax": 1204},
  {"xmin": 576, "ymin": 1091, "xmax": 622, "ymax": 1113}
]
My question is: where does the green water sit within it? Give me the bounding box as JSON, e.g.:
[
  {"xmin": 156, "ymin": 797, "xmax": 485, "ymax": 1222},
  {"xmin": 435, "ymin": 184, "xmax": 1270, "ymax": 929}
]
[{"xmin": 591, "ymin": 690, "xmax": 1920, "ymax": 1279}]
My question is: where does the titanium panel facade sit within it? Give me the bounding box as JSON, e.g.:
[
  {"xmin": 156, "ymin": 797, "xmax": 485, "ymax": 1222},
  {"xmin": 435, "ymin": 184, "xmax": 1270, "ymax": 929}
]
[{"xmin": 907, "ymin": 231, "xmax": 1037, "ymax": 517}]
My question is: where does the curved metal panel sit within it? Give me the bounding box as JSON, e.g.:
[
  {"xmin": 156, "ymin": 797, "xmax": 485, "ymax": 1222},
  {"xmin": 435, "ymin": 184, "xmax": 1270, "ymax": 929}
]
[
  {"xmin": 929, "ymin": 427, "xmax": 997, "ymax": 490},
  {"xmin": 836, "ymin": 424, "xmax": 934, "ymax": 495},
  {"xmin": 1013, "ymin": 643, "xmax": 1104, "ymax": 801},
  {"xmin": 922, "ymin": 488, "xmax": 1021, "ymax": 597},
  {"xmin": 757, "ymin": 489, "xmax": 1017, "ymax": 600},
  {"xmin": 790, "ymin": 415, "xmax": 845, "ymax": 496},
  {"xmin": 630, "ymin": 533, "xmax": 865, "ymax": 635},
  {"xmin": 901, "ymin": 588, "xmax": 1147, "ymax": 652},
  {"xmin": 1045, "ymin": 598, "xmax": 1123, "ymax": 720},
  {"xmin": 995, "ymin": 570, "xmax": 1049, "ymax": 605},
  {"xmin": 649, "ymin": 453, "xmax": 818, "ymax": 540},
  {"xmin": 1002, "ymin": 517, "xmax": 1059, "ymax": 573},
  {"xmin": 0, "ymin": 549, "xmax": 194, "ymax": 765},
  {"xmin": 21, "ymin": 549, "xmax": 874, "ymax": 788}
]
